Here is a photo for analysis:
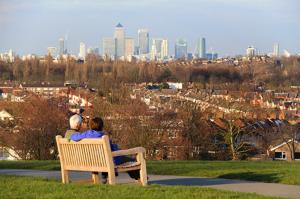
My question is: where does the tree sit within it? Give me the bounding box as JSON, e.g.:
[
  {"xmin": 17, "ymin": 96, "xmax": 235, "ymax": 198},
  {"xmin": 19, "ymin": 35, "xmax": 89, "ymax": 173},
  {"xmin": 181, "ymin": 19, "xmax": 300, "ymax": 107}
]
[
  {"xmin": 0, "ymin": 96, "xmax": 68, "ymax": 160},
  {"xmin": 277, "ymin": 122, "xmax": 299, "ymax": 161}
]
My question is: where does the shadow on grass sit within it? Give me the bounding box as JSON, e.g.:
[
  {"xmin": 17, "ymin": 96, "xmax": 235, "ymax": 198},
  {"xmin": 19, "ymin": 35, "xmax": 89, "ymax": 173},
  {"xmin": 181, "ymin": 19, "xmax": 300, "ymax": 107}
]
[
  {"xmin": 150, "ymin": 177, "xmax": 252, "ymax": 186},
  {"xmin": 218, "ymin": 172, "xmax": 281, "ymax": 183}
]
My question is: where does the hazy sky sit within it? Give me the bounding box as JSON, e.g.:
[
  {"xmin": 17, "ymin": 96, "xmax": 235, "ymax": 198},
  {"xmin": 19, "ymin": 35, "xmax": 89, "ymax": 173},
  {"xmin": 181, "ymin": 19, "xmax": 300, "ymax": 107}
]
[{"xmin": 0, "ymin": 0, "xmax": 299, "ymax": 56}]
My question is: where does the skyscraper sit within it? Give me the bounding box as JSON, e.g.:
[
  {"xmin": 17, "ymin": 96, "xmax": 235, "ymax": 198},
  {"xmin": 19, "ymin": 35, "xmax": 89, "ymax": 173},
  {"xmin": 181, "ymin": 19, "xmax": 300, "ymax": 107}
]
[
  {"xmin": 273, "ymin": 43, "xmax": 279, "ymax": 57},
  {"xmin": 246, "ymin": 46, "xmax": 256, "ymax": 58},
  {"xmin": 114, "ymin": 23, "xmax": 125, "ymax": 58},
  {"xmin": 161, "ymin": 39, "xmax": 168, "ymax": 60},
  {"xmin": 194, "ymin": 38, "xmax": 206, "ymax": 58},
  {"xmin": 59, "ymin": 38, "xmax": 64, "ymax": 56},
  {"xmin": 125, "ymin": 38, "xmax": 135, "ymax": 58},
  {"xmin": 175, "ymin": 39, "xmax": 188, "ymax": 59},
  {"xmin": 47, "ymin": 47, "xmax": 57, "ymax": 57},
  {"xmin": 138, "ymin": 29, "xmax": 149, "ymax": 55},
  {"xmin": 79, "ymin": 42, "xmax": 86, "ymax": 59},
  {"xmin": 151, "ymin": 39, "xmax": 165, "ymax": 60},
  {"xmin": 102, "ymin": 37, "xmax": 116, "ymax": 59}
]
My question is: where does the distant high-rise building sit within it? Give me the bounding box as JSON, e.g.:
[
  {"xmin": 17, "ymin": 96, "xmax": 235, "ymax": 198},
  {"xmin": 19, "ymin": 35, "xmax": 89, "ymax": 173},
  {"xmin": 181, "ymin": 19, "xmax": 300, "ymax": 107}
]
[
  {"xmin": 206, "ymin": 53, "xmax": 218, "ymax": 60},
  {"xmin": 150, "ymin": 38, "xmax": 168, "ymax": 61},
  {"xmin": 125, "ymin": 38, "xmax": 135, "ymax": 58},
  {"xmin": 194, "ymin": 38, "xmax": 206, "ymax": 58},
  {"xmin": 103, "ymin": 37, "xmax": 116, "ymax": 59},
  {"xmin": 273, "ymin": 43, "xmax": 279, "ymax": 57},
  {"xmin": 246, "ymin": 46, "xmax": 256, "ymax": 58},
  {"xmin": 59, "ymin": 38, "xmax": 64, "ymax": 56},
  {"xmin": 114, "ymin": 23, "xmax": 125, "ymax": 58},
  {"xmin": 161, "ymin": 39, "xmax": 168, "ymax": 59},
  {"xmin": 175, "ymin": 39, "xmax": 188, "ymax": 59},
  {"xmin": 134, "ymin": 46, "xmax": 140, "ymax": 55},
  {"xmin": 47, "ymin": 47, "xmax": 57, "ymax": 57},
  {"xmin": 79, "ymin": 42, "xmax": 86, "ymax": 59},
  {"xmin": 138, "ymin": 29, "xmax": 149, "ymax": 55}
]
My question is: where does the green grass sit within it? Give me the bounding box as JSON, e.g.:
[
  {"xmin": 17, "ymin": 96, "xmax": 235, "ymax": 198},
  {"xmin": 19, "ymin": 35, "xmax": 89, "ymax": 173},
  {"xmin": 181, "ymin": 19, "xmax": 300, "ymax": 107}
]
[
  {"xmin": 1, "ymin": 160, "xmax": 300, "ymax": 185},
  {"xmin": 147, "ymin": 160, "xmax": 300, "ymax": 185},
  {"xmin": 0, "ymin": 175, "xmax": 280, "ymax": 199}
]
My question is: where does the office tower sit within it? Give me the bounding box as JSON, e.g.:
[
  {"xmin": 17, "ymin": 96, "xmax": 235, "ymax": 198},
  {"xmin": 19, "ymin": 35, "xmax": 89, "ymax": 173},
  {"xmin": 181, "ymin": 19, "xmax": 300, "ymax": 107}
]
[
  {"xmin": 246, "ymin": 46, "xmax": 256, "ymax": 58},
  {"xmin": 59, "ymin": 38, "xmax": 64, "ymax": 56},
  {"xmin": 273, "ymin": 43, "xmax": 279, "ymax": 57},
  {"xmin": 206, "ymin": 53, "xmax": 218, "ymax": 60},
  {"xmin": 103, "ymin": 37, "xmax": 116, "ymax": 59},
  {"xmin": 175, "ymin": 39, "xmax": 188, "ymax": 59},
  {"xmin": 114, "ymin": 23, "xmax": 125, "ymax": 58},
  {"xmin": 194, "ymin": 38, "xmax": 206, "ymax": 58},
  {"xmin": 138, "ymin": 29, "xmax": 149, "ymax": 55},
  {"xmin": 79, "ymin": 42, "xmax": 86, "ymax": 59},
  {"xmin": 150, "ymin": 42, "xmax": 157, "ymax": 61},
  {"xmin": 134, "ymin": 46, "xmax": 140, "ymax": 55},
  {"xmin": 47, "ymin": 47, "xmax": 57, "ymax": 57},
  {"xmin": 161, "ymin": 39, "xmax": 168, "ymax": 59},
  {"xmin": 150, "ymin": 39, "xmax": 163, "ymax": 60},
  {"xmin": 125, "ymin": 38, "xmax": 135, "ymax": 58}
]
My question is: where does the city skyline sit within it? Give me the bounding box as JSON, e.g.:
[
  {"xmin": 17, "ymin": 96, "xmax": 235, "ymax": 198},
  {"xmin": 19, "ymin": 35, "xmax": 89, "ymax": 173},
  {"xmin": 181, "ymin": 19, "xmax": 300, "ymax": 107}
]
[{"xmin": 0, "ymin": 0, "xmax": 299, "ymax": 56}]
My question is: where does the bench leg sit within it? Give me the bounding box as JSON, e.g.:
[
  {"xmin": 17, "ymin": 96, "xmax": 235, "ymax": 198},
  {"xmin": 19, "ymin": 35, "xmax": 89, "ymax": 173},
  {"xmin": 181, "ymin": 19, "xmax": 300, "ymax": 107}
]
[
  {"xmin": 92, "ymin": 172, "xmax": 100, "ymax": 184},
  {"xmin": 138, "ymin": 153, "xmax": 148, "ymax": 186},
  {"xmin": 108, "ymin": 172, "xmax": 116, "ymax": 185},
  {"xmin": 62, "ymin": 170, "xmax": 70, "ymax": 184},
  {"xmin": 139, "ymin": 164, "xmax": 147, "ymax": 186}
]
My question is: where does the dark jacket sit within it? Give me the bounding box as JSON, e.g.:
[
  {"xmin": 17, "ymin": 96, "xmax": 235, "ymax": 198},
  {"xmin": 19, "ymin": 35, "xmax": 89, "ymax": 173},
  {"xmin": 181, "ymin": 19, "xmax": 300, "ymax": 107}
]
[{"xmin": 64, "ymin": 129, "xmax": 78, "ymax": 139}]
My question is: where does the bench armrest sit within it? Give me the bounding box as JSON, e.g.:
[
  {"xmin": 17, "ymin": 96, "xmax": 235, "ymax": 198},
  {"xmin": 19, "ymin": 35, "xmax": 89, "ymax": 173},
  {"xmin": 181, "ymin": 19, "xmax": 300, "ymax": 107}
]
[{"xmin": 112, "ymin": 147, "xmax": 146, "ymax": 157}]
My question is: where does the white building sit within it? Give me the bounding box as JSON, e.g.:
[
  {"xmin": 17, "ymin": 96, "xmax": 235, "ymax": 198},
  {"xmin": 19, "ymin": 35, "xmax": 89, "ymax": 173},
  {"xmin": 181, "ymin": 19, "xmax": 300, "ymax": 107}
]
[
  {"xmin": 246, "ymin": 46, "xmax": 256, "ymax": 58},
  {"xmin": 0, "ymin": 49, "xmax": 15, "ymax": 63},
  {"xmin": 167, "ymin": 82, "xmax": 183, "ymax": 90},
  {"xmin": 138, "ymin": 29, "xmax": 150, "ymax": 55},
  {"xmin": 0, "ymin": 110, "xmax": 14, "ymax": 121},
  {"xmin": 79, "ymin": 42, "xmax": 86, "ymax": 60},
  {"xmin": 103, "ymin": 37, "xmax": 116, "ymax": 60},
  {"xmin": 47, "ymin": 47, "xmax": 57, "ymax": 57},
  {"xmin": 273, "ymin": 43, "xmax": 279, "ymax": 57},
  {"xmin": 114, "ymin": 23, "xmax": 125, "ymax": 58},
  {"xmin": 161, "ymin": 39, "xmax": 169, "ymax": 60},
  {"xmin": 125, "ymin": 37, "xmax": 135, "ymax": 60}
]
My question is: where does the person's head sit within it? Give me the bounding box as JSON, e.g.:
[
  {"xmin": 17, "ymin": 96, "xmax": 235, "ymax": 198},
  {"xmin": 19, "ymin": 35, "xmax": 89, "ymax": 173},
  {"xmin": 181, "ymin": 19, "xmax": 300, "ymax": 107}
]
[
  {"xmin": 69, "ymin": 114, "xmax": 82, "ymax": 130},
  {"xmin": 89, "ymin": 117, "xmax": 104, "ymax": 131}
]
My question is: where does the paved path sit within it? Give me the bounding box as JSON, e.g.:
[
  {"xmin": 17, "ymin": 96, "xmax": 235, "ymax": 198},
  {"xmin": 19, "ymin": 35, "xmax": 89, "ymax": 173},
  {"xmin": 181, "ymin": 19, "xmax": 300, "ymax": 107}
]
[{"xmin": 1, "ymin": 169, "xmax": 300, "ymax": 199}]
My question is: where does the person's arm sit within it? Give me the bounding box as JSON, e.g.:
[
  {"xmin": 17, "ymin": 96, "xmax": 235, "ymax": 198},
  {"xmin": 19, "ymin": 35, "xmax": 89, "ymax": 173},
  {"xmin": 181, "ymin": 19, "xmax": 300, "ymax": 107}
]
[{"xmin": 70, "ymin": 132, "xmax": 88, "ymax": 141}]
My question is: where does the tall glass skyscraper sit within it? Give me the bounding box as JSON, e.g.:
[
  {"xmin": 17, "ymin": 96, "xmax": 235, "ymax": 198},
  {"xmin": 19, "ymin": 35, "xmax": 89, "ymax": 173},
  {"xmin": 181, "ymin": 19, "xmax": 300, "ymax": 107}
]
[
  {"xmin": 102, "ymin": 37, "xmax": 116, "ymax": 59},
  {"xmin": 79, "ymin": 42, "xmax": 86, "ymax": 59},
  {"xmin": 114, "ymin": 23, "xmax": 125, "ymax": 58},
  {"xmin": 194, "ymin": 38, "xmax": 206, "ymax": 58},
  {"xmin": 175, "ymin": 39, "xmax": 187, "ymax": 59},
  {"xmin": 150, "ymin": 38, "xmax": 168, "ymax": 61},
  {"xmin": 138, "ymin": 29, "xmax": 149, "ymax": 55},
  {"xmin": 125, "ymin": 38, "xmax": 135, "ymax": 57},
  {"xmin": 59, "ymin": 38, "xmax": 64, "ymax": 56},
  {"xmin": 273, "ymin": 43, "xmax": 279, "ymax": 57}
]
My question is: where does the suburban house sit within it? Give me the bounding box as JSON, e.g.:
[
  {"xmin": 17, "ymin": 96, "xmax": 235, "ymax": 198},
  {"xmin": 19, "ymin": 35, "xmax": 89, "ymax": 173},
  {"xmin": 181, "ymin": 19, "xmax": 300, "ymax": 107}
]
[
  {"xmin": 0, "ymin": 109, "xmax": 14, "ymax": 121},
  {"xmin": 0, "ymin": 147, "xmax": 20, "ymax": 160},
  {"xmin": 268, "ymin": 139, "xmax": 300, "ymax": 161}
]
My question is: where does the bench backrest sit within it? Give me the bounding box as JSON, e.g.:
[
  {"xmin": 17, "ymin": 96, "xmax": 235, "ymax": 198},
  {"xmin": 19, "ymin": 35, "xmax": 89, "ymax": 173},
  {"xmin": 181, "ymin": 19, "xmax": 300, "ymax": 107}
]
[{"xmin": 56, "ymin": 135, "xmax": 114, "ymax": 172}]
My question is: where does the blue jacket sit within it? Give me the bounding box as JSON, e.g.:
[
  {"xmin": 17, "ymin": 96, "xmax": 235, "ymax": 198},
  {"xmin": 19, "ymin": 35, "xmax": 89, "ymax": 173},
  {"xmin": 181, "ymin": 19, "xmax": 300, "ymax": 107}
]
[{"xmin": 70, "ymin": 130, "xmax": 121, "ymax": 165}]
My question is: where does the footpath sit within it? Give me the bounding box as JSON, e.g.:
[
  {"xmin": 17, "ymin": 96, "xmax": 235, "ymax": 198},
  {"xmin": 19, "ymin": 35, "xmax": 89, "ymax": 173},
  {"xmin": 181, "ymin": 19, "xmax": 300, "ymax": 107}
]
[{"xmin": 1, "ymin": 169, "xmax": 300, "ymax": 199}]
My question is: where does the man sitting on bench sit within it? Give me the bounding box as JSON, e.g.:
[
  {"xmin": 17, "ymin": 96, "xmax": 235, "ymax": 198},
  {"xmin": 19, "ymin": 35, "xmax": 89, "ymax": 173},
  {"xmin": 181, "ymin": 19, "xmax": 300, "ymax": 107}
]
[{"xmin": 70, "ymin": 117, "xmax": 140, "ymax": 183}]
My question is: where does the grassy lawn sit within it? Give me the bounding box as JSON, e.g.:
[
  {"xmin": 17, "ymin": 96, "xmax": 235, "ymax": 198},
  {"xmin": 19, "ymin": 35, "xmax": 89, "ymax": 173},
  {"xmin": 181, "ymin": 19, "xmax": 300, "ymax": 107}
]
[
  {"xmin": 1, "ymin": 160, "xmax": 300, "ymax": 185},
  {"xmin": 148, "ymin": 161, "xmax": 300, "ymax": 185},
  {"xmin": 0, "ymin": 175, "xmax": 280, "ymax": 199}
]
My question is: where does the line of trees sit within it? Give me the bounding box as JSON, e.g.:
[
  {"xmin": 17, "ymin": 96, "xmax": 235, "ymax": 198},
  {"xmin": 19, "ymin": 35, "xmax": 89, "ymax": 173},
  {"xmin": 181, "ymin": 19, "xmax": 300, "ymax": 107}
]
[{"xmin": 1, "ymin": 55, "xmax": 299, "ymax": 90}]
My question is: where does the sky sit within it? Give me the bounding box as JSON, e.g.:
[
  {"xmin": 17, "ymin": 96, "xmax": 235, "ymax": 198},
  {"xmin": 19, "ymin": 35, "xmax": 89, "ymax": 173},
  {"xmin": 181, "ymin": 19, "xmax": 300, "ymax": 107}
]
[{"xmin": 0, "ymin": 0, "xmax": 299, "ymax": 57}]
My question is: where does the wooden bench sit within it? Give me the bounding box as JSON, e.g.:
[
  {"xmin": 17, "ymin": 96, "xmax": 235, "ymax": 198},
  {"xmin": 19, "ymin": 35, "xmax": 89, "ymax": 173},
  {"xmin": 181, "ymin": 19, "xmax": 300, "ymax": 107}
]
[{"xmin": 55, "ymin": 135, "xmax": 147, "ymax": 186}]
